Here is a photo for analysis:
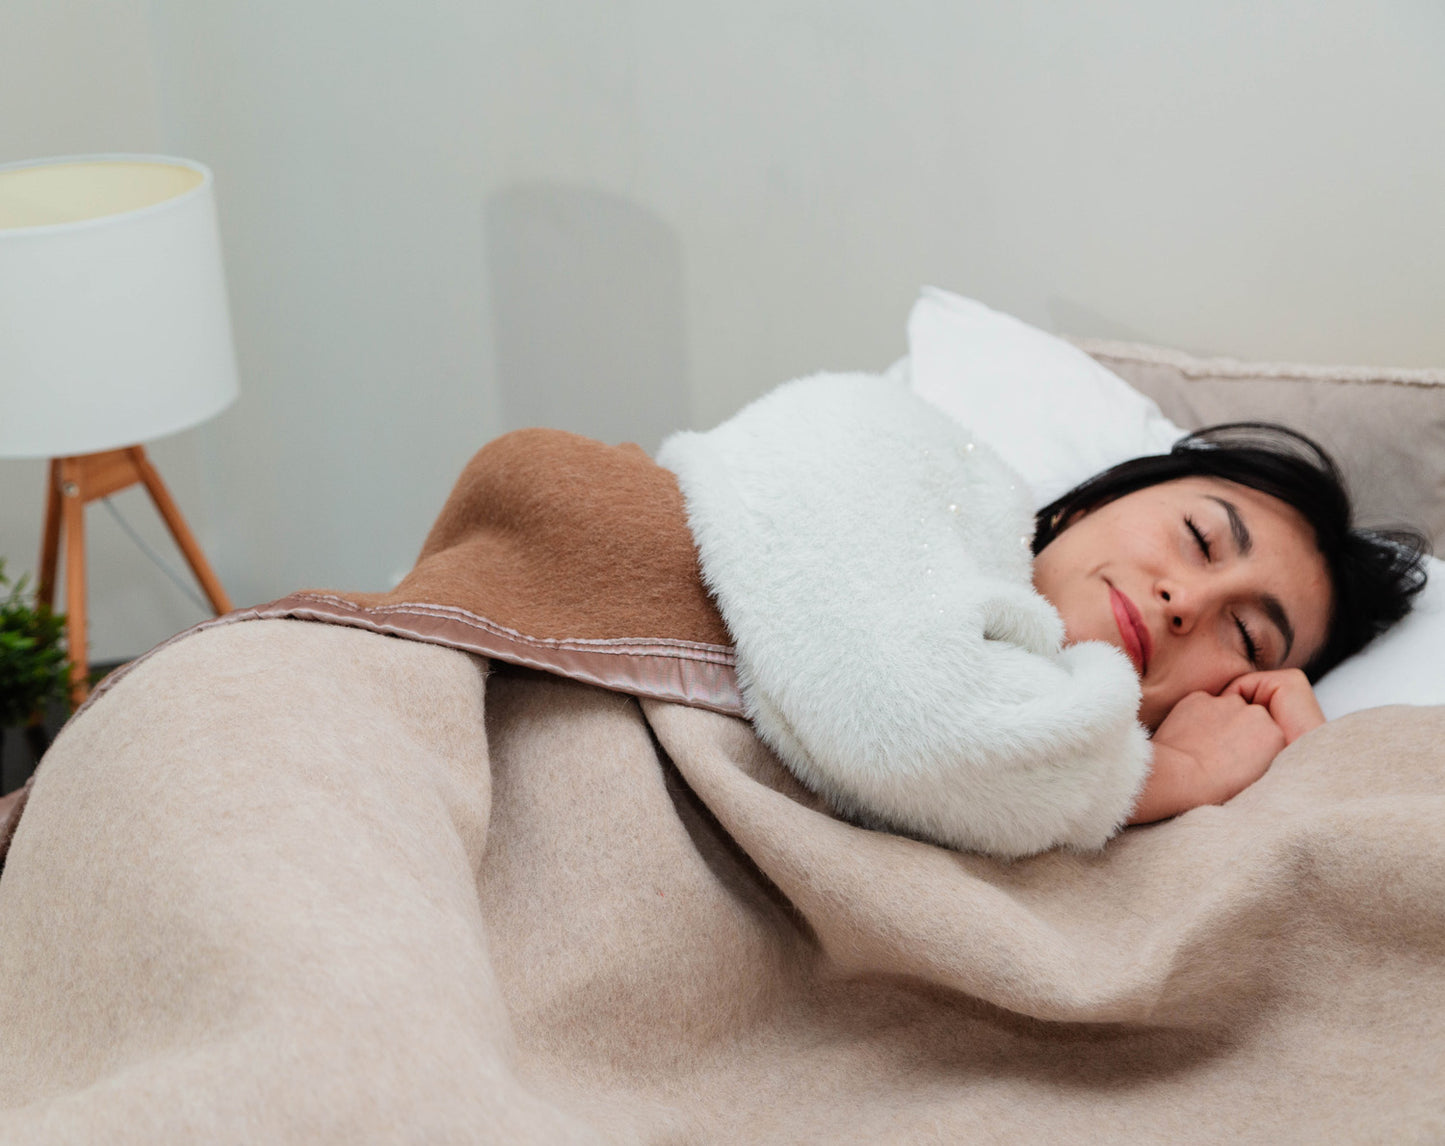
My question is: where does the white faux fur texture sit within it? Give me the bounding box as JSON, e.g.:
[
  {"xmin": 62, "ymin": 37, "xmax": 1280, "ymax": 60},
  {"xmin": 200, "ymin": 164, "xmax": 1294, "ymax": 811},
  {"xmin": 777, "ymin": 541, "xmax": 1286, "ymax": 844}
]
[{"xmin": 658, "ymin": 373, "xmax": 1151, "ymax": 859}]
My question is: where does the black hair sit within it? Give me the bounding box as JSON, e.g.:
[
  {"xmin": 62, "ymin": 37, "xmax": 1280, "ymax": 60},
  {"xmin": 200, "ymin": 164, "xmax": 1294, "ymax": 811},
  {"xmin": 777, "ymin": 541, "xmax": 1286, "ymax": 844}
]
[{"xmin": 1032, "ymin": 423, "xmax": 1431, "ymax": 681}]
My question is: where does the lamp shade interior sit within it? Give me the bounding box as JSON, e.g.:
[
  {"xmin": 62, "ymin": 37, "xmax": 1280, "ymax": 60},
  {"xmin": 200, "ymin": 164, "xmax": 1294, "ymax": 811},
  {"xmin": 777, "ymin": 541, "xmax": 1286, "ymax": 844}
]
[{"xmin": 0, "ymin": 161, "xmax": 205, "ymax": 229}]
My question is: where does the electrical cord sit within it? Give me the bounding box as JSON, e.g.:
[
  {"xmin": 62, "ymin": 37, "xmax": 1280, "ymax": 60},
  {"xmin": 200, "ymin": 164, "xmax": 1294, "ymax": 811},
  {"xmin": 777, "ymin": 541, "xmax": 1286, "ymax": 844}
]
[{"xmin": 99, "ymin": 497, "xmax": 212, "ymax": 613}]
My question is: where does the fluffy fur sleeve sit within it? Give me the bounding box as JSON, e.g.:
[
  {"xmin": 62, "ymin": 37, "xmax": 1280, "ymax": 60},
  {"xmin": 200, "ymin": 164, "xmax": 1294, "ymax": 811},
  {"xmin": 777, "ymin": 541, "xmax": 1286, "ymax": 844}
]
[{"xmin": 657, "ymin": 373, "xmax": 1151, "ymax": 859}]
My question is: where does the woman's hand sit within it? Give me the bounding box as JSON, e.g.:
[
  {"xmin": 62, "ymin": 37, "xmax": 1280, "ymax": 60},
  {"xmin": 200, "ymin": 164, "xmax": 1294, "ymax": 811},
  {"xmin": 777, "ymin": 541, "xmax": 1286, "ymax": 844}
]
[
  {"xmin": 1128, "ymin": 669, "xmax": 1325, "ymax": 826},
  {"xmin": 1220, "ymin": 668, "xmax": 1326, "ymax": 746}
]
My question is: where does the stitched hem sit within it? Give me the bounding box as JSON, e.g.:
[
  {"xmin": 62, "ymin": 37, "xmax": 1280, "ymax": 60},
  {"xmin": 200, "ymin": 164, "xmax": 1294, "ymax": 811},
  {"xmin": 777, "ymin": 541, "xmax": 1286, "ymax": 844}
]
[{"xmin": 77, "ymin": 593, "xmax": 745, "ymax": 722}]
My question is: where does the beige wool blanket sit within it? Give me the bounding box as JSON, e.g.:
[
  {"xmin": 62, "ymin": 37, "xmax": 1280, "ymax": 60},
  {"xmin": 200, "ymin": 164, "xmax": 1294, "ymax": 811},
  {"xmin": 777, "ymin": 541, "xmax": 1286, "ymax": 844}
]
[
  {"xmin": 0, "ymin": 621, "xmax": 1442, "ymax": 1142},
  {"xmin": 1, "ymin": 430, "xmax": 1442, "ymax": 1140}
]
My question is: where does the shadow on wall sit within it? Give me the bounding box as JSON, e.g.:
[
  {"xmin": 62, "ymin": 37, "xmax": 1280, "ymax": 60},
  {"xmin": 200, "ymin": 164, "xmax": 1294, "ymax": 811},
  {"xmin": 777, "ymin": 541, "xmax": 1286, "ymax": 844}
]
[{"xmin": 485, "ymin": 183, "xmax": 691, "ymax": 454}]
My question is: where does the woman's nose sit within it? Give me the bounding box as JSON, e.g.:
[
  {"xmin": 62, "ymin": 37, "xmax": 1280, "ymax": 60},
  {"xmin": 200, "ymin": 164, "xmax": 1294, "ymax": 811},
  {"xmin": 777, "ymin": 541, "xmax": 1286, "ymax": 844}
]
[{"xmin": 1158, "ymin": 583, "xmax": 1195, "ymax": 633}]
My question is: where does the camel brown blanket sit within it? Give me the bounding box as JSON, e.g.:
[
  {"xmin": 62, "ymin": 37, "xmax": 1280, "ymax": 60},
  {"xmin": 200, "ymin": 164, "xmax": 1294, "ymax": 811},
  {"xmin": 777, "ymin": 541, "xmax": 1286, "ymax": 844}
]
[
  {"xmin": 0, "ymin": 619, "xmax": 1442, "ymax": 1142},
  {"xmin": 96, "ymin": 427, "xmax": 742, "ymax": 719}
]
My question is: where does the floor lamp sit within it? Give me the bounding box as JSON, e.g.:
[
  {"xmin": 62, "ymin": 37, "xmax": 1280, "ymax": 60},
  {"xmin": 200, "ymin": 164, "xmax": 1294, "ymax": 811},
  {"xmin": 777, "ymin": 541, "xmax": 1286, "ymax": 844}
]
[{"xmin": 0, "ymin": 155, "xmax": 240, "ymax": 703}]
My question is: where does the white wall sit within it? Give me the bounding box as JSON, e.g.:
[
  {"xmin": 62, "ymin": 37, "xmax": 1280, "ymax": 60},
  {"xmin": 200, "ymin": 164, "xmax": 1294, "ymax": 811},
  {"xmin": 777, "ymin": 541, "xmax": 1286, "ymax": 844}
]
[{"xmin": 3, "ymin": 0, "xmax": 1444, "ymax": 661}]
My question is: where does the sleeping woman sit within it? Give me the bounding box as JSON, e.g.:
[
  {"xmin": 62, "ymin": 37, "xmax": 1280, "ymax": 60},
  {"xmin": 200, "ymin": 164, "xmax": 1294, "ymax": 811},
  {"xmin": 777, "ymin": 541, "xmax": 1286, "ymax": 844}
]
[
  {"xmin": 0, "ymin": 374, "xmax": 1426, "ymax": 864},
  {"xmin": 658, "ymin": 373, "xmax": 1429, "ymax": 857},
  {"xmin": 1029, "ymin": 423, "xmax": 1427, "ymax": 827}
]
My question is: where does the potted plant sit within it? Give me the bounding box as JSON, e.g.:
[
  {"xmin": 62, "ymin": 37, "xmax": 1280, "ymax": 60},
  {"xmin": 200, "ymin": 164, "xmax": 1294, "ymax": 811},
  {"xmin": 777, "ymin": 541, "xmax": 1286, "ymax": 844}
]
[{"xmin": 0, "ymin": 560, "xmax": 70, "ymax": 793}]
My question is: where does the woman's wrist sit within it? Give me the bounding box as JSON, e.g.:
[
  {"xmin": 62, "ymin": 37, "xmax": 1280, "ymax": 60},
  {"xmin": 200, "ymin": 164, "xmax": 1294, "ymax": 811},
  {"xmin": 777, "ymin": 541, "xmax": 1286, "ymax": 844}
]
[{"xmin": 1128, "ymin": 743, "xmax": 1210, "ymax": 825}]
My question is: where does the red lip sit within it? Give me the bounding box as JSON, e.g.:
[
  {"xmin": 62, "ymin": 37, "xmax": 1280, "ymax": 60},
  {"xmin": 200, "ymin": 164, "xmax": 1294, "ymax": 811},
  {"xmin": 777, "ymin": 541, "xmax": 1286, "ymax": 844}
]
[{"xmin": 1108, "ymin": 586, "xmax": 1152, "ymax": 675}]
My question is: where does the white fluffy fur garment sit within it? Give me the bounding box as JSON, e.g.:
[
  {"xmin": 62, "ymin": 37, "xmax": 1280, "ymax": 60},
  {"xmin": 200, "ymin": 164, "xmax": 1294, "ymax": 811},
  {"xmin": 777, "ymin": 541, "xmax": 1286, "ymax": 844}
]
[{"xmin": 657, "ymin": 373, "xmax": 1151, "ymax": 859}]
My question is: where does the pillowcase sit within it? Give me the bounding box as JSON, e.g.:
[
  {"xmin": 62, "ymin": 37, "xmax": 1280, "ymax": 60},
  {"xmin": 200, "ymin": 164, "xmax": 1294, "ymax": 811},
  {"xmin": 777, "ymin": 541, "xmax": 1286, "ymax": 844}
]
[
  {"xmin": 906, "ymin": 287, "xmax": 1185, "ymax": 509},
  {"xmin": 1311, "ymin": 556, "xmax": 1445, "ymax": 721},
  {"xmin": 905, "ymin": 286, "xmax": 1444, "ymax": 717}
]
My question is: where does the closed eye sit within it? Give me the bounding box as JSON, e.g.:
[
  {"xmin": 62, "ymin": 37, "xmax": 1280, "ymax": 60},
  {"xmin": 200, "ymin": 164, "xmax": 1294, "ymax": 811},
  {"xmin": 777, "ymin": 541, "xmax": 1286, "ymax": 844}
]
[
  {"xmin": 1234, "ymin": 614, "xmax": 1260, "ymax": 667},
  {"xmin": 1185, "ymin": 515, "xmax": 1212, "ymax": 560}
]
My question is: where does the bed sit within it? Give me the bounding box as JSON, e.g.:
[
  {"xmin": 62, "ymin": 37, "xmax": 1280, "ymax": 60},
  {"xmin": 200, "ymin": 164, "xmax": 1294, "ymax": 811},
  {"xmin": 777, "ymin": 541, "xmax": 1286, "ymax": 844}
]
[{"xmin": 0, "ymin": 291, "xmax": 1441, "ymax": 1143}]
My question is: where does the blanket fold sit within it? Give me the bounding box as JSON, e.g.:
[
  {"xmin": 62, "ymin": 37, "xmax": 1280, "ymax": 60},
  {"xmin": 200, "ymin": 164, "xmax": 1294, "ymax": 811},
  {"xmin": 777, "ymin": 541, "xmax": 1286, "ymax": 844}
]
[{"xmin": 79, "ymin": 426, "xmax": 745, "ymax": 722}]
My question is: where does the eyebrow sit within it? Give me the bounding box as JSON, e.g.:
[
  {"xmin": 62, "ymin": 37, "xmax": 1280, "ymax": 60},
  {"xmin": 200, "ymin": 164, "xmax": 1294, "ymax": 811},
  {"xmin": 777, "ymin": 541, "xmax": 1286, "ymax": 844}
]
[
  {"xmin": 1261, "ymin": 593, "xmax": 1295, "ymax": 664},
  {"xmin": 1208, "ymin": 495, "xmax": 1295, "ymax": 662},
  {"xmin": 1208, "ymin": 496, "xmax": 1252, "ymax": 556}
]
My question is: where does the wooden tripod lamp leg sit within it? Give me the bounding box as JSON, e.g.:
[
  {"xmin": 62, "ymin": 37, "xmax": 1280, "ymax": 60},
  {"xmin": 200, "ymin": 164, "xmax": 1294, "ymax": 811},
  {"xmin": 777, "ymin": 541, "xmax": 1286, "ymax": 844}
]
[
  {"xmin": 38, "ymin": 447, "xmax": 233, "ymax": 707},
  {"xmin": 58, "ymin": 459, "xmax": 91, "ymax": 705},
  {"xmin": 36, "ymin": 460, "xmax": 62, "ymax": 612},
  {"xmin": 129, "ymin": 447, "xmax": 233, "ymax": 615}
]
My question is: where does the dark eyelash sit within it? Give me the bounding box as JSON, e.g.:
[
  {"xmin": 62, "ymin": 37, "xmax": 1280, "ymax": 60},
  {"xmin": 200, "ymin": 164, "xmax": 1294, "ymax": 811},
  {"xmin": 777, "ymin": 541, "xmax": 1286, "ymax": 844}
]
[
  {"xmin": 1185, "ymin": 515, "xmax": 1212, "ymax": 559},
  {"xmin": 1235, "ymin": 615, "xmax": 1260, "ymax": 666}
]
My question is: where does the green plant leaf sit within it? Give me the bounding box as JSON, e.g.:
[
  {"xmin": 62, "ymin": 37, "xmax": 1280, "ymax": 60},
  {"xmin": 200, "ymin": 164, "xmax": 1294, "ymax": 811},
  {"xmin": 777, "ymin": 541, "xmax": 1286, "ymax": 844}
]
[{"xmin": 0, "ymin": 557, "xmax": 72, "ymax": 727}]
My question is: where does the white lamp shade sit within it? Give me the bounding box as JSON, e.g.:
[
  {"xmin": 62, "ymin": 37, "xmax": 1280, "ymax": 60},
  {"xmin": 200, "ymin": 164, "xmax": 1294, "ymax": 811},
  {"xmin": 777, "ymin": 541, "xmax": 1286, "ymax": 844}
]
[{"xmin": 0, "ymin": 155, "xmax": 240, "ymax": 459}]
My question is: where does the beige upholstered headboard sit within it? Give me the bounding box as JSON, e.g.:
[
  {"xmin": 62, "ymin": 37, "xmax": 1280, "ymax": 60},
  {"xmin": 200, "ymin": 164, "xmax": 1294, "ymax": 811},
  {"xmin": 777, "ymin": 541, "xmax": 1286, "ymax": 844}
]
[{"xmin": 1076, "ymin": 338, "xmax": 1445, "ymax": 549}]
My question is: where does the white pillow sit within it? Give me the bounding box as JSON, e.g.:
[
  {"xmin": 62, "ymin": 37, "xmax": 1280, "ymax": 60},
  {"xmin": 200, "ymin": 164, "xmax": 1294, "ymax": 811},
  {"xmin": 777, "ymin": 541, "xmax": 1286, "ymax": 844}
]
[
  {"xmin": 905, "ymin": 286, "xmax": 1444, "ymax": 715},
  {"xmin": 907, "ymin": 287, "xmax": 1184, "ymax": 508},
  {"xmin": 1312, "ymin": 555, "xmax": 1445, "ymax": 720}
]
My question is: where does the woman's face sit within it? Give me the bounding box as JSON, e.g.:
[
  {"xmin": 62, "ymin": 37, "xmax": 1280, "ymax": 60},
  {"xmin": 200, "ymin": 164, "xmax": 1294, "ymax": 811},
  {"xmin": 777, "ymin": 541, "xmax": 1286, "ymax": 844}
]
[{"xmin": 1031, "ymin": 477, "xmax": 1333, "ymax": 730}]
